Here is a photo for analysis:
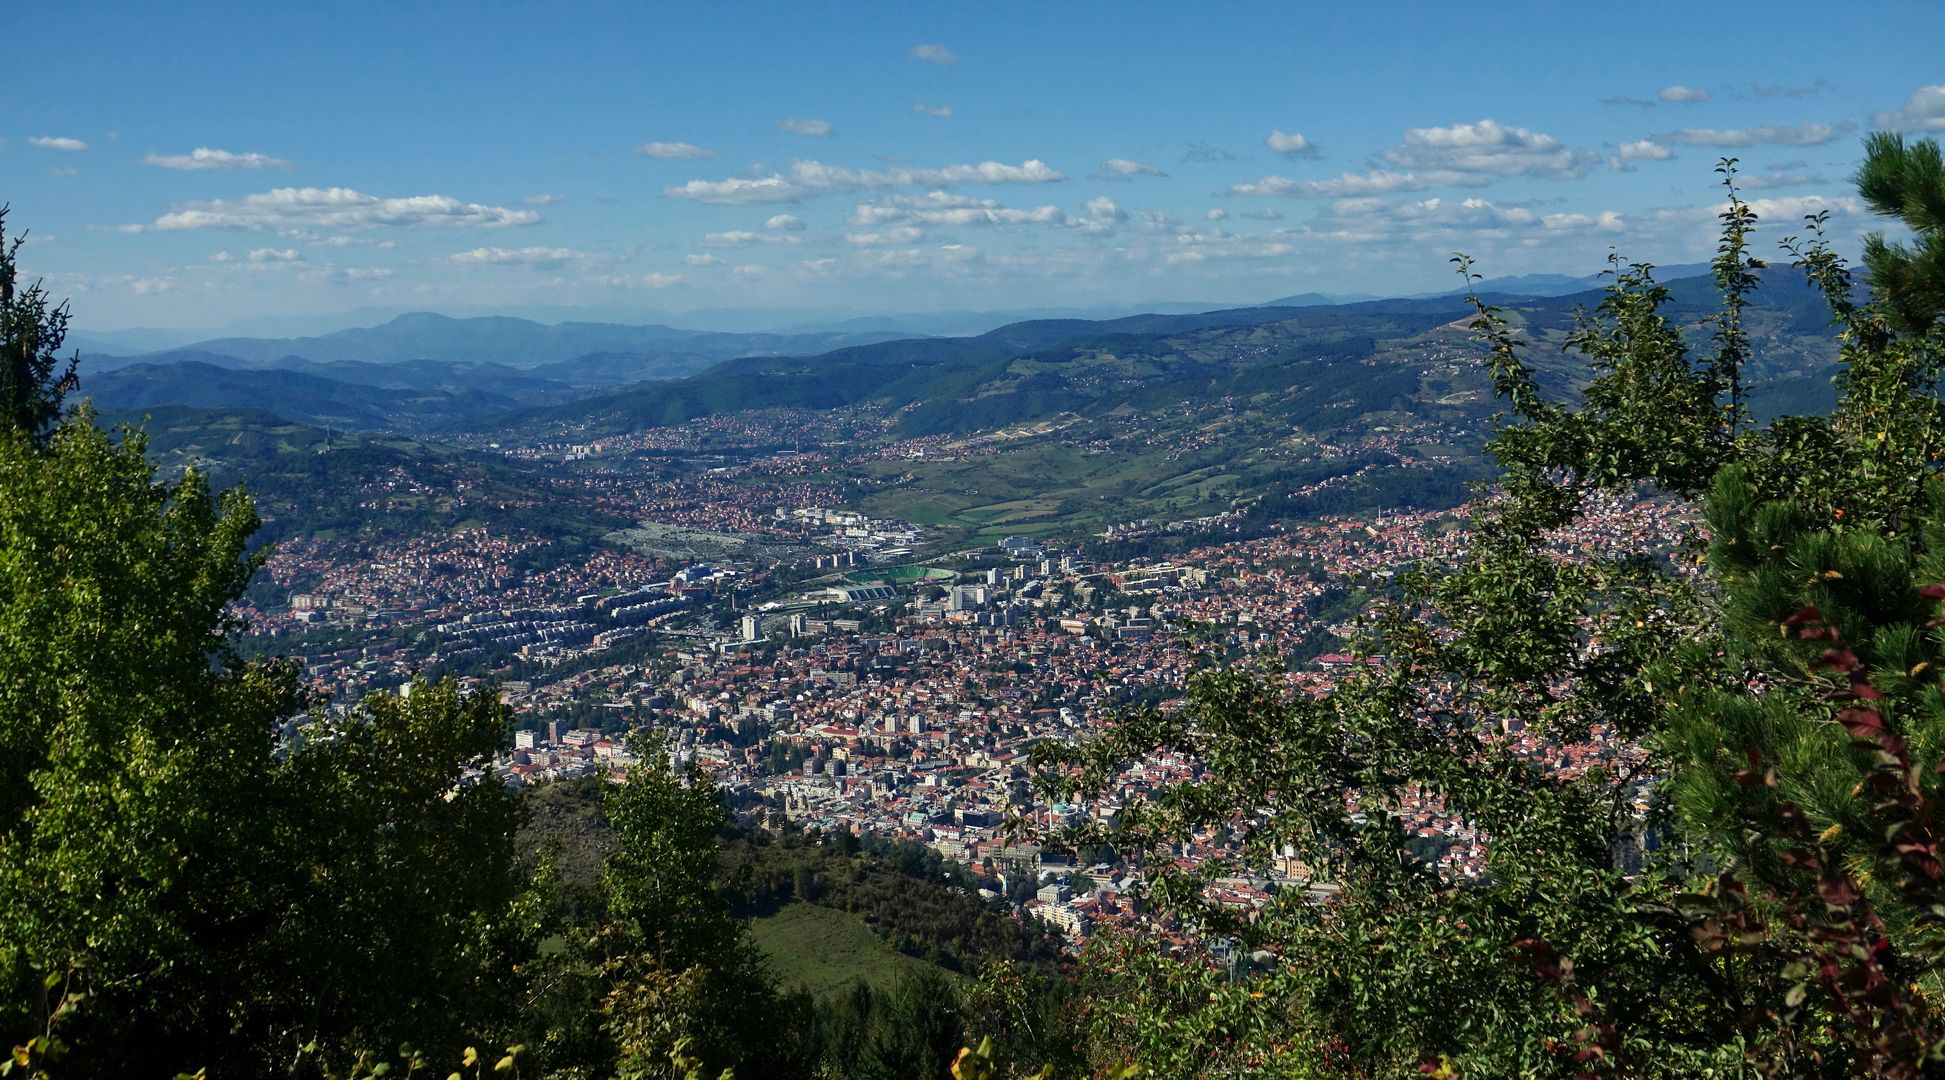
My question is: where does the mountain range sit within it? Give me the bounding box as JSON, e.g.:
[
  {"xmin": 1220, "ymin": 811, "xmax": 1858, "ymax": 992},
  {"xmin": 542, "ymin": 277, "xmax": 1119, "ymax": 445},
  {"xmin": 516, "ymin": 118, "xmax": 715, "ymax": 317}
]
[
  {"xmin": 90, "ymin": 265, "xmax": 1848, "ymax": 549},
  {"xmin": 77, "ymin": 265, "xmax": 1830, "ymax": 442}
]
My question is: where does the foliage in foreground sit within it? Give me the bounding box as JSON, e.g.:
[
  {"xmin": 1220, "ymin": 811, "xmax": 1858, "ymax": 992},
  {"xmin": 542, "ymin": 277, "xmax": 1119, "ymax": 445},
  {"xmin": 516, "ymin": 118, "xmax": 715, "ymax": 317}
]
[
  {"xmin": 1036, "ymin": 145, "xmax": 1945, "ymax": 1078},
  {"xmin": 0, "ymin": 397, "xmax": 527, "ymax": 1070}
]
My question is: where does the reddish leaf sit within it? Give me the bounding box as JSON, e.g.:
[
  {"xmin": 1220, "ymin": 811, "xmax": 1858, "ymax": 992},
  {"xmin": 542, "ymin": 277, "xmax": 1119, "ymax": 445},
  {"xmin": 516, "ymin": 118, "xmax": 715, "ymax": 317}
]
[
  {"xmin": 1819, "ymin": 876, "xmax": 1862, "ymax": 908},
  {"xmin": 1838, "ymin": 708, "xmax": 1887, "ymax": 737},
  {"xmin": 1820, "ymin": 647, "xmax": 1862, "ymax": 673}
]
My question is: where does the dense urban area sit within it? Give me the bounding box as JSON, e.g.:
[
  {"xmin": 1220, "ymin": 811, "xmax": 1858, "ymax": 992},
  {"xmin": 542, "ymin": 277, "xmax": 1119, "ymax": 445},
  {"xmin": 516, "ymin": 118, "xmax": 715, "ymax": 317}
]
[{"xmin": 234, "ymin": 401, "xmax": 1690, "ymax": 954}]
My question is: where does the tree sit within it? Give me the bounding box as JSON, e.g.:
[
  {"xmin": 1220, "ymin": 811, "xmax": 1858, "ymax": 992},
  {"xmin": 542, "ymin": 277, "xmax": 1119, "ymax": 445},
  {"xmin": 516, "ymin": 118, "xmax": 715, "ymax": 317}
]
[
  {"xmin": 0, "ymin": 206, "xmax": 77, "ymax": 444},
  {"xmin": 0, "ymin": 213, "xmax": 528, "ymax": 1076},
  {"xmin": 604, "ymin": 734, "xmax": 746, "ymax": 973},
  {"xmin": 1036, "ymin": 143, "xmax": 1945, "ymax": 1077},
  {"xmin": 1857, "ymin": 132, "xmax": 1945, "ymax": 336},
  {"xmin": 600, "ymin": 734, "xmax": 812, "ymax": 1079}
]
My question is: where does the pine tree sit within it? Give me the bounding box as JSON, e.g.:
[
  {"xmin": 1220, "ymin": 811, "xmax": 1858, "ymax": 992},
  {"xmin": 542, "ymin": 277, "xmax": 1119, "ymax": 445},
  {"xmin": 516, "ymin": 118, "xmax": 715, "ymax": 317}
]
[
  {"xmin": 0, "ymin": 206, "xmax": 78, "ymax": 445},
  {"xmin": 1858, "ymin": 133, "xmax": 1945, "ymax": 336}
]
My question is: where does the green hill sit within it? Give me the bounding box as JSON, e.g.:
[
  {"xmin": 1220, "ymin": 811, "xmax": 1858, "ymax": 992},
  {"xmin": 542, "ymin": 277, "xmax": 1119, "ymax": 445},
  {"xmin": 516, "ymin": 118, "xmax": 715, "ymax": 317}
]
[
  {"xmin": 84, "ymin": 360, "xmax": 551, "ymax": 434},
  {"xmin": 749, "ymin": 903, "xmax": 939, "ymax": 997},
  {"xmin": 106, "ymin": 405, "xmax": 626, "ymax": 544}
]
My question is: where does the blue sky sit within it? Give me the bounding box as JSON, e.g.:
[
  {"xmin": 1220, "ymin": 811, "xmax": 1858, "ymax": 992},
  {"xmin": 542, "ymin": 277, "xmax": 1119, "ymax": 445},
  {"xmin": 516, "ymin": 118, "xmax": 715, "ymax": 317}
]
[{"xmin": 5, "ymin": 0, "xmax": 1943, "ymax": 331}]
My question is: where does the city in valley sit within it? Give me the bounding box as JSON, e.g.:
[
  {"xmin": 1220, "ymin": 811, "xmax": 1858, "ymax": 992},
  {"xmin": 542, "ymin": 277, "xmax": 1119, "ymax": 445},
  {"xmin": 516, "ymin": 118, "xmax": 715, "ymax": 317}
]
[{"xmin": 233, "ymin": 396, "xmax": 1686, "ymax": 952}]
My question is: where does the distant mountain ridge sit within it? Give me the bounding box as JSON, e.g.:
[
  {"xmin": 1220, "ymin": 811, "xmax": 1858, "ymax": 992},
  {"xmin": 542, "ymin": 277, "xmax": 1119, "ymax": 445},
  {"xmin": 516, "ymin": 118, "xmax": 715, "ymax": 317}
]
[
  {"xmin": 84, "ymin": 360, "xmax": 568, "ymax": 434},
  {"xmin": 77, "ymin": 312, "xmax": 921, "ymax": 373},
  {"xmin": 77, "ymin": 265, "xmax": 1834, "ymax": 440},
  {"xmin": 70, "ymin": 268, "xmax": 1711, "ymax": 368},
  {"xmin": 490, "ymin": 265, "xmax": 1839, "ymax": 441}
]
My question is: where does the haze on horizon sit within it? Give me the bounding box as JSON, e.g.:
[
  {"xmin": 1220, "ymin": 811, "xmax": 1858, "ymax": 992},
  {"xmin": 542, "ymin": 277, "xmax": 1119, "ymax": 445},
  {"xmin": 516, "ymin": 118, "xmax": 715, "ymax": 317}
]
[{"xmin": 5, "ymin": 0, "xmax": 1944, "ymax": 334}]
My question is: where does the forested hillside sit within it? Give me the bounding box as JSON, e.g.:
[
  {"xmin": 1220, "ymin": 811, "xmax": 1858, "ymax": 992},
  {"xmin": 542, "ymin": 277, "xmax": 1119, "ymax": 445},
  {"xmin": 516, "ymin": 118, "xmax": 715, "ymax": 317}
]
[
  {"xmin": 489, "ymin": 278, "xmax": 1839, "ymax": 443},
  {"xmin": 109, "ymin": 405, "xmax": 628, "ymax": 544}
]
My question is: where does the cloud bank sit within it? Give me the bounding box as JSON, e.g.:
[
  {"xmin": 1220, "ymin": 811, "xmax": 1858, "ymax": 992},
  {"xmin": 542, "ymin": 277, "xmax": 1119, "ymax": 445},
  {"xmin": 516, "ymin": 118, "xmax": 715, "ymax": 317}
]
[
  {"xmin": 142, "ymin": 187, "xmax": 542, "ymax": 231},
  {"xmin": 144, "ymin": 147, "xmax": 293, "ymax": 170},
  {"xmin": 665, "ymin": 159, "xmax": 1065, "ymax": 204}
]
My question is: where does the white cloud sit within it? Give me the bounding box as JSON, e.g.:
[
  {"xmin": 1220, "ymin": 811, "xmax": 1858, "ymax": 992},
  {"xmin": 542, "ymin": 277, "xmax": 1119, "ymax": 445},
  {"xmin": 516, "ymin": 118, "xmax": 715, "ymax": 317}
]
[
  {"xmin": 449, "ymin": 246, "xmax": 597, "ymax": 268},
  {"xmin": 1657, "ymin": 123, "xmax": 1851, "ymax": 147},
  {"xmin": 663, "ymin": 175, "xmax": 802, "ymax": 205},
  {"xmin": 143, "ymin": 147, "xmax": 293, "ymax": 170},
  {"xmin": 1658, "ymin": 85, "xmax": 1711, "ymax": 104},
  {"xmin": 1615, "ymin": 140, "xmax": 1673, "ymax": 161},
  {"xmin": 594, "ymin": 272, "xmax": 684, "ymax": 289},
  {"xmin": 665, "ymin": 158, "xmax": 1064, "ymax": 204},
  {"xmin": 333, "ymin": 267, "xmax": 393, "ymax": 282},
  {"xmin": 1315, "ymin": 196, "xmax": 1625, "ymax": 243},
  {"xmin": 732, "ymin": 264, "xmax": 767, "ymax": 277},
  {"xmin": 1610, "ymin": 139, "xmax": 1675, "ymax": 170},
  {"xmin": 1379, "ymin": 119, "xmax": 1597, "ymax": 179},
  {"xmin": 778, "ymin": 117, "xmax": 833, "ymax": 137},
  {"xmin": 1241, "ymin": 208, "xmax": 1283, "ymax": 220},
  {"xmin": 765, "ymin": 213, "xmax": 806, "ymax": 231},
  {"xmin": 1085, "ymin": 196, "xmax": 1127, "ymax": 224},
  {"xmin": 1093, "ymin": 157, "xmax": 1166, "ymax": 180},
  {"xmin": 1739, "ymin": 170, "xmax": 1823, "ymax": 190},
  {"xmin": 686, "ymin": 253, "xmax": 723, "ymax": 267},
  {"xmin": 1161, "ymin": 227, "xmax": 1299, "ymax": 264},
  {"xmin": 1265, "ymin": 130, "xmax": 1320, "ymax": 158},
  {"xmin": 49, "ymin": 167, "xmax": 76, "ymax": 178},
  {"xmin": 703, "ymin": 229, "xmax": 805, "ymax": 247},
  {"xmin": 1205, "ymin": 208, "xmax": 1227, "ymax": 221},
  {"xmin": 847, "ymin": 227, "xmax": 924, "ymax": 245},
  {"xmin": 522, "ymin": 194, "xmax": 567, "ymax": 206},
  {"xmin": 247, "ymin": 247, "xmax": 304, "ymax": 263},
  {"xmin": 140, "ymin": 187, "xmax": 542, "ymax": 232},
  {"xmin": 1228, "ymin": 168, "xmax": 1486, "ymax": 198},
  {"xmin": 634, "ymin": 141, "xmax": 718, "ymax": 159},
  {"xmin": 29, "ymin": 136, "xmax": 87, "ymax": 151},
  {"xmin": 1873, "ymin": 86, "xmax": 1945, "ymax": 133},
  {"xmin": 911, "ymin": 43, "xmax": 958, "ymax": 64},
  {"xmin": 913, "ymin": 102, "xmax": 954, "ymax": 118},
  {"xmin": 1539, "ymin": 211, "xmax": 1627, "ymax": 230},
  {"xmin": 1742, "ymin": 194, "xmax": 1861, "ymax": 220},
  {"xmin": 1643, "ymin": 194, "xmax": 1862, "ymax": 236},
  {"xmin": 850, "ymin": 191, "xmax": 1064, "ymax": 228}
]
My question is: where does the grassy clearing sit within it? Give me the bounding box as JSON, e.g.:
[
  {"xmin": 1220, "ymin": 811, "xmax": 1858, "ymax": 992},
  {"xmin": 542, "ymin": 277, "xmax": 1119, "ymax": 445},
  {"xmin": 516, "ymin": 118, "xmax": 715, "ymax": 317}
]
[
  {"xmin": 961, "ymin": 498, "xmax": 1063, "ymax": 525},
  {"xmin": 747, "ymin": 902, "xmax": 937, "ymax": 997}
]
